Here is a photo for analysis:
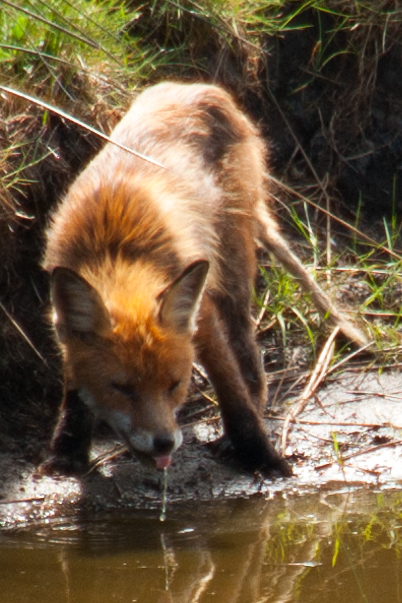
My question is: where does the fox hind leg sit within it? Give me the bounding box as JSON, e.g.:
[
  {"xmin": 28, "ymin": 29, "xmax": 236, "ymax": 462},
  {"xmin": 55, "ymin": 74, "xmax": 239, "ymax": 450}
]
[
  {"xmin": 195, "ymin": 294, "xmax": 291, "ymax": 476},
  {"xmin": 214, "ymin": 294, "xmax": 268, "ymax": 414}
]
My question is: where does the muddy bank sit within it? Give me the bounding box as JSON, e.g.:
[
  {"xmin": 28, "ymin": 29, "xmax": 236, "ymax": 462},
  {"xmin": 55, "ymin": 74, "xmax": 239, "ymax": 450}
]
[
  {"xmin": 1, "ymin": 369, "xmax": 401, "ymax": 528},
  {"xmin": 2, "ymin": 2, "xmax": 402, "ymax": 532},
  {"xmin": 2, "ymin": 3, "xmax": 402, "ymax": 453}
]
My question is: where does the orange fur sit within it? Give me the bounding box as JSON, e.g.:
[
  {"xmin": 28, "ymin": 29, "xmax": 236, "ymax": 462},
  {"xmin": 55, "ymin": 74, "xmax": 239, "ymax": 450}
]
[{"xmin": 42, "ymin": 82, "xmax": 365, "ymax": 477}]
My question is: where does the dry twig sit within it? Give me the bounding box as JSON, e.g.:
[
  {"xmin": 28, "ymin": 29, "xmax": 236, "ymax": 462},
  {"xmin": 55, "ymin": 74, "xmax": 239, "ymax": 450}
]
[
  {"xmin": 315, "ymin": 439, "xmax": 402, "ymax": 470},
  {"xmin": 0, "ymin": 496, "xmax": 45, "ymax": 505},
  {"xmin": 0, "ymin": 301, "xmax": 47, "ymax": 365},
  {"xmin": 255, "ymin": 288, "xmax": 270, "ymax": 328},
  {"xmin": 280, "ymin": 327, "xmax": 340, "ymax": 454},
  {"xmin": 268, "ymin": 415, "xmax": 402, "ymax": 430},
  {"xmin": 86, "ymin": 445, "xmax": 127, "ymax": 474}
]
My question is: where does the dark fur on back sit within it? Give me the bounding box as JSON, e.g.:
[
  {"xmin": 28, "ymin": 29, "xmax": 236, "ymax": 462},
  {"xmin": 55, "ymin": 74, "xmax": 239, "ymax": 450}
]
[{"xmin": 42, "ymin": 82, "xmax": 365, "ymax": 478}]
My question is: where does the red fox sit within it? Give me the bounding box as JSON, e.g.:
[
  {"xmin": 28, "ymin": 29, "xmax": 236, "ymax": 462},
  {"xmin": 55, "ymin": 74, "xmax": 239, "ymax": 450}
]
[{"xmin": 42, "ymin": 82, "xmax": 366, "ymax": 477}]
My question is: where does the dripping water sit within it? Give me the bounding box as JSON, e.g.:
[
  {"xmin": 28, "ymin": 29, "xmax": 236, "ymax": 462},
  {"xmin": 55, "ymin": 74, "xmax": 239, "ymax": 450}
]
[{"xmin": 159, "ymin": 467, "xmax": 168, "ymax": 522}]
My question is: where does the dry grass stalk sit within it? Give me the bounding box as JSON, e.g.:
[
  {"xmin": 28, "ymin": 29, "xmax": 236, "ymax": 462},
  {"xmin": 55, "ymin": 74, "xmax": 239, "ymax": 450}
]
[
  {"xmin": 315, "ymin": 439, "xmax": 402, "ymax": 471},
  {"xmin": 86, "ymin": 445, "xmax": 127, "ymax": 474},
  {"xmin": 0, "ymin": 300, "xmax": 47, "ymax": 366},
  {"xmin": 269, "ymin": 175, "xmax": 402, "ymax": 262},
  {"xmin": 280, "ymin": 326, "xmax": 340, "ymax": 455},
  {"xmin": 0, "ymin": 85, "xmax": 166, "ymax": 169}
]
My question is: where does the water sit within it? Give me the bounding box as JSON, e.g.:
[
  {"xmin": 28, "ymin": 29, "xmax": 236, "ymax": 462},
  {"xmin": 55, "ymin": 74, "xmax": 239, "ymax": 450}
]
[
  {"xmin": 1, "ymin": 488, "xmax": 402, "ymax": 603},
  {"xmin": 159, "ymin": 467, "xmax": 168, "ymax": 523}
]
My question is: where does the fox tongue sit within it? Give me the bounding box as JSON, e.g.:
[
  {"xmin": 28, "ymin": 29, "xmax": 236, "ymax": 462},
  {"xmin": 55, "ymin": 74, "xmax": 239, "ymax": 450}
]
[{"xmin": 154, "ymin": 455, "xmax": 172, "ymax": 470}]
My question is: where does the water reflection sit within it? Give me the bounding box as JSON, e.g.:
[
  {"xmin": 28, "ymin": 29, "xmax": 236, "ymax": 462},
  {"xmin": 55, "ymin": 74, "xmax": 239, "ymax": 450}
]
[{"xmin": 0, "ymin": 489, "xmax": 402, "ymax": 603}]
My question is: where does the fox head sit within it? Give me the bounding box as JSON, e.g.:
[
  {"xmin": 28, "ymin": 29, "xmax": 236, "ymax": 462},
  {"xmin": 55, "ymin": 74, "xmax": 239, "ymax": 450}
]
[{"xmin": 50, "ymin": 260, "xmax": 209, "ymax": 469}]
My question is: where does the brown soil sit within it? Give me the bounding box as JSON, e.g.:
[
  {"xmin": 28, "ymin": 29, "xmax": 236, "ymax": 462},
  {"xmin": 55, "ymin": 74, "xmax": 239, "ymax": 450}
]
[
  {"xmin": 2, "ymin": 3, "xmax": 402, "ymax": 528},
  {"xmin": 1, "ymin": 369, "xmax": 401, "ymax": 528}
]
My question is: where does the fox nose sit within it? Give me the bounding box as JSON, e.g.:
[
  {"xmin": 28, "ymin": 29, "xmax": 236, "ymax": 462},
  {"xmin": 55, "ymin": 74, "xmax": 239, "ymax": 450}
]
[{"xmin": 153, "ymin": 434, "xmax": 176, "ymax": 455}]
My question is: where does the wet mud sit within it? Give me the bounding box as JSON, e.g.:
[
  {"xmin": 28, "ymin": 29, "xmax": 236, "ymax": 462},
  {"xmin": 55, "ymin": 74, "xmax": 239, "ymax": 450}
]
[{"xmin": 1, "ymin": 370, "xmax": 401, "ymax": 528}]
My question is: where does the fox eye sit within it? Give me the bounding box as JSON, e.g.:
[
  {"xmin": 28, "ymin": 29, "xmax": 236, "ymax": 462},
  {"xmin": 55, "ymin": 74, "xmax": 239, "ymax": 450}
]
[
  {"xmin": 168, "ymin": 380, "xmax": 181, "ymax": 395},
  {"xmin": 110, "ymin": 381, "xmax": 135, "ymax": 397}
]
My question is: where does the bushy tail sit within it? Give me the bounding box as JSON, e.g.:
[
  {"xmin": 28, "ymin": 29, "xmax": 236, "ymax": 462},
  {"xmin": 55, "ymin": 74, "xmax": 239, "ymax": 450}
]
[{"xmin": 255, "ymin": 202, "xmax": 368, "ymax": 347}]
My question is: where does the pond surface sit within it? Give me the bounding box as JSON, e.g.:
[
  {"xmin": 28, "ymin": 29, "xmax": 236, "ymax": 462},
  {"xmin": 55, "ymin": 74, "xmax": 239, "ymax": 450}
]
[{"xmin": 1, "ymin": 487, "xmax": 402, "ymax": 603}]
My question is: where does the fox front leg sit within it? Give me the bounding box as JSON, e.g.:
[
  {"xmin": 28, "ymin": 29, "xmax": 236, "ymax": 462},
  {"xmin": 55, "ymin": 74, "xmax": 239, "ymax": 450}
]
[{"xmin": 41, "ymin": 388, "xmax": 94, "ymax": 476}]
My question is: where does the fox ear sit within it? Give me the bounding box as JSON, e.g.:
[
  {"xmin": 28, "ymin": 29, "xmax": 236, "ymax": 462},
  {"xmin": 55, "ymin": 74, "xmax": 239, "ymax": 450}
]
[
  {"xmin": 158, "ymin": 260, "xmax": 209, "ymax": 332},
  {"xmin": 51, "ymin": 267, "xmax": 111, "ymax": 341}
]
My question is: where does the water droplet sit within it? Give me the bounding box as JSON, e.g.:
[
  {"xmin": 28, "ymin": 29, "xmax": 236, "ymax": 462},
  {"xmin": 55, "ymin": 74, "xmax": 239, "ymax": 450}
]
[{"xmin": 159, "ymin": 467, "xmax": 168, "ymax": 522}]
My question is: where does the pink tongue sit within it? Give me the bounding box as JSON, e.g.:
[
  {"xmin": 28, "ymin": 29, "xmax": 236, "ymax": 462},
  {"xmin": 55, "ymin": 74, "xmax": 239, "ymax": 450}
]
[{"xmin": 154, "ymin": 455, "xmax": 172, "ymax": 470}]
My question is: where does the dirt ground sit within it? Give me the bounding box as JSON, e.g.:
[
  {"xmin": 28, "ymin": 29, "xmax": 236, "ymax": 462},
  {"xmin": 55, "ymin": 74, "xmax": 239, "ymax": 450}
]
[
  {"xmin": 1, "ymin": 369, "xmax": 401, "ymax": 528},
  {"xmin": 2, "ymin": 5, "xmax": 402, "ymax": 535}
]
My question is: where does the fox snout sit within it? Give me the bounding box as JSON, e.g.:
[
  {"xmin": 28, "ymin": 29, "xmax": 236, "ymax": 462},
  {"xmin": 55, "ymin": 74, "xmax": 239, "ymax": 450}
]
[
  {"xmin": 128, "ymin": 428, "xmax": 183, "ymax": 470},
  {"xmin": 151, "ymin": 432, "xmax": 183, "ymax": 469},
  {"xmin": 109, "ymin": 409, "xmax": 183, "ymax": 469}
]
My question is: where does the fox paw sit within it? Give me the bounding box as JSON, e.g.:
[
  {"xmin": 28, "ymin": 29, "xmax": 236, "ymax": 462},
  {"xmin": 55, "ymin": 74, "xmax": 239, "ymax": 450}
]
[
  {"xmin": 207, "ymin": 434, "xmax": 292, "ymax": 477},
  {"xmin": 206, "ymin": 435, "xmax": 234, "ymax": 458}
]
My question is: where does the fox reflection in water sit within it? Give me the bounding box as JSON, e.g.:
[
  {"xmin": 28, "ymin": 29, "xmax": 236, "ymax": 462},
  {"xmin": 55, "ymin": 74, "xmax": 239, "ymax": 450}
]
[
  {"xmin": 1, "ymin": 493, "xmax": 401, "ymax": 602},
  {"xmin": 6, "ymin": 498, "xmax": 335, "ymax": 603}
]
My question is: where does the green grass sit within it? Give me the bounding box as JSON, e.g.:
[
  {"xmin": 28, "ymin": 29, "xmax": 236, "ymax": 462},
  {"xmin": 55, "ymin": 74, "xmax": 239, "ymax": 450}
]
[
  {"xmin": 1, "ymin": 0, "xmax": 402, "ymax": 439},
  {"xmin": 263, "ymin": 490, "xmax": 402, "ymax": 599}
]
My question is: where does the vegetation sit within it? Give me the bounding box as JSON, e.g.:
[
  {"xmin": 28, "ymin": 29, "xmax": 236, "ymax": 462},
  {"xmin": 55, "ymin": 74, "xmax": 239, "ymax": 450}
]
[
  {"xmin": 1, "ymin": 0, "xmax": 402, "ymax": 457},
  {"xmin": 261, "ymin": 490, "xmax": 402, "ymax": 602}
]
